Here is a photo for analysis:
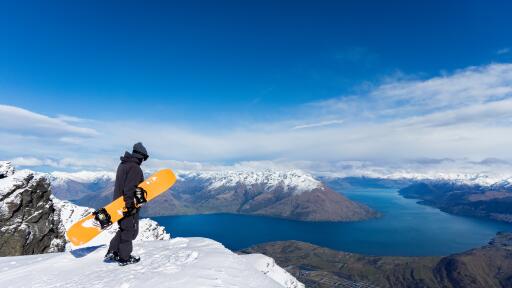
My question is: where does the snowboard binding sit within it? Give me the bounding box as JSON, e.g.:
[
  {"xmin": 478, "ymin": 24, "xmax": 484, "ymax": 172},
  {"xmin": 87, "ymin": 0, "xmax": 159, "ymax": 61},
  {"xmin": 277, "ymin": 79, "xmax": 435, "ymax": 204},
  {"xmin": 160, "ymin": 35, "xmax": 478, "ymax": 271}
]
[
  {"xmin": 134, "ymin": 187, "xmax": 148, "ymax": 206},
  {"xmin": 93, "ymin": 208, "xmax": 112, "ymax": 229}
]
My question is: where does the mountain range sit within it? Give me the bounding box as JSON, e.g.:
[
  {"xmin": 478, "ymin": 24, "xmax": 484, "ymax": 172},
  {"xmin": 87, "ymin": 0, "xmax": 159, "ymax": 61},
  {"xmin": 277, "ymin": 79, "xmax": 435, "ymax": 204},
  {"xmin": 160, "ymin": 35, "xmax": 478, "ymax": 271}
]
[
  {"xmin": 47, "ymin": 165, "xmax": 512, "ymax": 223},
  {"xmin": 51, "ymin": 169, "xmax": 378, "ymax": 222}
]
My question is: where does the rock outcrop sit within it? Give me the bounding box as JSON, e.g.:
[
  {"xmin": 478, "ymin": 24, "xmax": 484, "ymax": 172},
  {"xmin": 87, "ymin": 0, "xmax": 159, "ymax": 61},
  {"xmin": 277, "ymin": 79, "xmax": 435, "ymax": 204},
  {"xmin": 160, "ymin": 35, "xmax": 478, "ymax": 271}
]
[{"xmin": 0, "ymin": 161, "xmax": 65, "ymax": 256}]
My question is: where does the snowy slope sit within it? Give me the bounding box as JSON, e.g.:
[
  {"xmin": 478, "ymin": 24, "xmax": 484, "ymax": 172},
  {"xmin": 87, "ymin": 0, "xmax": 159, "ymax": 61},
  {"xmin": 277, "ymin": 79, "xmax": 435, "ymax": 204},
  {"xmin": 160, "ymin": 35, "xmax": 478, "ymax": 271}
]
[{"xmin": 0, "ymin": 237, "xmax": 304, "ymax": 288}]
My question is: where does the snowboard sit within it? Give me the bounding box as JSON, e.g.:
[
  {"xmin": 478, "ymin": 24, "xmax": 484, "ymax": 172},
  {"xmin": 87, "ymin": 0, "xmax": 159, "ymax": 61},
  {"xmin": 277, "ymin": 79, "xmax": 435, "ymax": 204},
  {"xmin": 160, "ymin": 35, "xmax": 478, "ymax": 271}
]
[{"xmin": 66, "ymin": 169, "xmax": 177, "ymax": 246}]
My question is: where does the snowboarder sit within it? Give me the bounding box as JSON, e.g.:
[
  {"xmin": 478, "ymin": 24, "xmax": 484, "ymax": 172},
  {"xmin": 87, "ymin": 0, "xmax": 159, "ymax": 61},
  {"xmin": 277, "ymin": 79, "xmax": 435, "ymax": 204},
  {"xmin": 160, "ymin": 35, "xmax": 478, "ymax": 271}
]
[{"xmin": 104, "ymin": 142, "xmax": 149, "ymax": 266}]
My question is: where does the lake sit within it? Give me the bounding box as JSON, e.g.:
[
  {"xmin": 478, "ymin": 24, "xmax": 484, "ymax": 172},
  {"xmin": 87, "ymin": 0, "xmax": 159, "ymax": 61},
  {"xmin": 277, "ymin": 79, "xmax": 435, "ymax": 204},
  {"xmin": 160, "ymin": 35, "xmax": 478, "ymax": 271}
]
[{"xmin": 152, "ymin": 187, "xmax": 512, "ymax": 256}]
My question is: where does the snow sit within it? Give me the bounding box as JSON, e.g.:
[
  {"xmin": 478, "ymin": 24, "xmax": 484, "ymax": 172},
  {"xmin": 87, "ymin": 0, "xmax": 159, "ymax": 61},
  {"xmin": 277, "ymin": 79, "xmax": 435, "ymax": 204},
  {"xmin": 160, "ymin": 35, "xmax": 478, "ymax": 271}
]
[
  {"xmin": 0, "ymin": 161, "xmax": 15, "ymax": 178},
  {"xmin": 319, "ymin": 162, "xmax": 512, "ymax": 187},
  {"xmin": 378, "ymin": 171, "xmax": 512, "ymax": 187},
  {"xmin": 0, "ymin": 168, "xmax": 31, "ymax": 198},
  {"xmin": 240, "ymin": 253, "xmax": 304, "ymax": 288},
  {"xmin": 0, "ymin": 237, "xmax": 302, "ymax": 288},
  {"xmin": 0, "ymin": 167, "xmax": 42, "ymax": 218},
  {"xmin": 48, "ymin": 168, "xmax": 323, "ymax": 195},
  {"xmin": 50, "ymin": 170, "xmax": 115, "ymax": 185},
  {"xmin": 178, "ymin": 169, "xmax": 323, "ymax": 194}
]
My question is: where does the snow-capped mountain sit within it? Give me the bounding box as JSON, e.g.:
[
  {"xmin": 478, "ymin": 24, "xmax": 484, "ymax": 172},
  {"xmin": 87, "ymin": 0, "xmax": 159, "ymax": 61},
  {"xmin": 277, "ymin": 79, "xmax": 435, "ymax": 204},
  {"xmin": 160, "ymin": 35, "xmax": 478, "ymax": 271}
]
[
  {"xmin": 378, "ymin": 171, "xmax": 512, "ymax": 187},
  {"xmin": 178, "ymin": 169, "xmax": 323, "ymax": 194},
  {"xmin": 51, "ymin": 169, "xmax": 323, "ymax": 195},
  {"xmin": 50, "ymin": 170, "xmax": 115, "ymax": 200},
  {"xmin": 50, "ymin": 170, "xmax": 116, "ymax": 185},
  {"xmin": 53, "ymin": 168, "xmax": 377, "ymax": 221}
]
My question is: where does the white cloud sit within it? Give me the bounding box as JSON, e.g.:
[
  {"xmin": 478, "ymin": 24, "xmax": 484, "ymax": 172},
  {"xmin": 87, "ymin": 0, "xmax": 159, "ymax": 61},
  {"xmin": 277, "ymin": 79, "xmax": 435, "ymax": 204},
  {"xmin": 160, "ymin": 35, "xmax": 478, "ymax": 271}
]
[
  {"xmin": 2, "ymin": 63, "xmax": 512, "ymax": 173},
  {"xmin": 311, "ymin": 63, "xmax": 512, "ymax": 121},
  {"xmin": 0, "ymin": 105, "xmax": 98, "ymax": 137}
]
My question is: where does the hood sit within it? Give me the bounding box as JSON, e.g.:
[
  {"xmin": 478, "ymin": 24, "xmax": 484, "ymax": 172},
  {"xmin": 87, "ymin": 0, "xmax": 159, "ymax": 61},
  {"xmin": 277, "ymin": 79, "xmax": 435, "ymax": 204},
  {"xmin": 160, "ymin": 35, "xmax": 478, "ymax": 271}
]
[{"xmin": 120, "ymin": 151, "xmax": 142, "ymax": 165}]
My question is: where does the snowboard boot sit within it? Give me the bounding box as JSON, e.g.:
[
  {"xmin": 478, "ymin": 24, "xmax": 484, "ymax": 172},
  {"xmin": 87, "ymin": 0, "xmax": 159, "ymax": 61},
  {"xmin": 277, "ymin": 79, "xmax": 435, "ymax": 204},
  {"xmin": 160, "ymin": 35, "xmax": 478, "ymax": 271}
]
[
  {"xmin": 104, "ymin": 250, "xmax": 119, "ymax": 263},
  {"xmin": 118, "ymin": 255, "xmax": 140, "ymax": 266}
]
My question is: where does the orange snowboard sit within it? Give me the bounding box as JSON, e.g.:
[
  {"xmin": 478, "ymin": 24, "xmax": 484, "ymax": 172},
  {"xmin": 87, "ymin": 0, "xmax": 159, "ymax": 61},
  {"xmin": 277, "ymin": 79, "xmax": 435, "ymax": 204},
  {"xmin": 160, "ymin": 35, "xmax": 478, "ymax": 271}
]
[{"xmin": 66, "ymin": 169, "xmax": 177, "ymax": 246}]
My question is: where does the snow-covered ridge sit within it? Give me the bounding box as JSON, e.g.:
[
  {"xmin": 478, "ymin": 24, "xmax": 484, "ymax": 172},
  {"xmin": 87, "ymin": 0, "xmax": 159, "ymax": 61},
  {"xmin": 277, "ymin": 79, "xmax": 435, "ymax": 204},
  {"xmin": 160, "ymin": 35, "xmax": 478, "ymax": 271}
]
[
  {"xmin": 48, "ymin": 168, "xmax": 324, "ymax": 194},
  {"xmin": 0, "ymin": 238, "xmax": 303, "ymax": 288},
  {"xmin": 178, "ymin": 169, "xmax": 323, "ymax": 193},
  {"xmin": 319, "ymin": 163, "xmax": 512, "ymax": 187},
  {"xmin": 50, "ymin": 170, "xmax": 116, "ymax": 185},
  {"xmin": 49, "ymin": 200, "xmax": 302, "ymax": 287},
  {"xmin": 375, "ymin": 171, "xmax": 512, "ymax": 187}
]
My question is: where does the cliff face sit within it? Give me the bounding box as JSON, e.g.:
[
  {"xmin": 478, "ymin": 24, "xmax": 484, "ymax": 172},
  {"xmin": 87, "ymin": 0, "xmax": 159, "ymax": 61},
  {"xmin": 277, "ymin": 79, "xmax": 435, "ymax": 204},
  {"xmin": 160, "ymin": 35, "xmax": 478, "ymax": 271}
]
[{"xmin": 0, "ymin": 161, "xmax": 65, "ymax": 256}]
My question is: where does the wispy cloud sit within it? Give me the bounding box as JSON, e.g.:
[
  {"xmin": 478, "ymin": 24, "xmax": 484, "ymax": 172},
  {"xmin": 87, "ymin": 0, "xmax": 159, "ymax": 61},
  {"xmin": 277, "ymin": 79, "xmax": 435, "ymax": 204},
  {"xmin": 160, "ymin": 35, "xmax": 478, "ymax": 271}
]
[
  {"xmin": 497, "ymin": 48, "xmax": 510, "ymax": 55},
  {"xmin": 0, "ymin": 105, "xmax": 98, "ymax": 137},
  {"xmin": 311, "ymin": 63, "xmax": 512, "ymax": 121},
  {"xmin": 292, "ymin": 119, "xmax": 344, "ymax": 130}
]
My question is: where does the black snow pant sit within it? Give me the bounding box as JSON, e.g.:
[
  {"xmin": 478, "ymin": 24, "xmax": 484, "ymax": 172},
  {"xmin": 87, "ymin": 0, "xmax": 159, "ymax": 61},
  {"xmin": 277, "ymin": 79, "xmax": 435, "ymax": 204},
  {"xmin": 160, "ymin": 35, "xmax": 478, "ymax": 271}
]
[{"xmin": 108, "ymin": 212, "xmax": 139, "ymax": 260}]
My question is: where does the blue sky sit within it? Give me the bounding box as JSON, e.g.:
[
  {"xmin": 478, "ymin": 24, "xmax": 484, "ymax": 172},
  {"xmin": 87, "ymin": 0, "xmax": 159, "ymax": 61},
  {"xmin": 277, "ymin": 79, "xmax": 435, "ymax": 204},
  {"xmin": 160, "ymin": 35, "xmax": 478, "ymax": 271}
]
[{"xmin": 1, "ymin": 0, "xmax": 512, "ymax": 173}]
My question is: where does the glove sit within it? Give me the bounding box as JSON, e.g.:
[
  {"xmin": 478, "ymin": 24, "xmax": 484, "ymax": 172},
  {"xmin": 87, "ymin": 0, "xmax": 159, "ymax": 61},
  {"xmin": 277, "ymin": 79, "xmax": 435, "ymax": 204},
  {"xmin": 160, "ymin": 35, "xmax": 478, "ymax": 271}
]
[
  {"xmin": 134, "ymin": 187, "xmax": 148, "ymax": 206},
  {"xmin": 123, "ymin": 204, "xmax": 138, "ymax": 217}
]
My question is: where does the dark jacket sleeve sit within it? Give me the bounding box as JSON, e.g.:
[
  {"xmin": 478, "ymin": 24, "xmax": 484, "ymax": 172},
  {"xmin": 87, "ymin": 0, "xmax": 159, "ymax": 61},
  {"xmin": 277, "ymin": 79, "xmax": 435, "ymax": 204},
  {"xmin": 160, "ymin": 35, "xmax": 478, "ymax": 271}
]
[
  {"xmin": 123, "ymin": 165, "xmax": 143, "ymax": 207},
  {"xmin": 113, "ymin": 164, "xmax": 127, "ymax": 201}
]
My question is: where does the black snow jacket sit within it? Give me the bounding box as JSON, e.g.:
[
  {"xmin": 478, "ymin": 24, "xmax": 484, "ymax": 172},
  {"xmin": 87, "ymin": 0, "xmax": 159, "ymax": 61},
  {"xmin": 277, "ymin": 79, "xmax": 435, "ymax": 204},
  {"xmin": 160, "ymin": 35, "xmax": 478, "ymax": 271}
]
[{"xmin": 113, "ymin": 152, "xmax": 144, "ymax": 208}]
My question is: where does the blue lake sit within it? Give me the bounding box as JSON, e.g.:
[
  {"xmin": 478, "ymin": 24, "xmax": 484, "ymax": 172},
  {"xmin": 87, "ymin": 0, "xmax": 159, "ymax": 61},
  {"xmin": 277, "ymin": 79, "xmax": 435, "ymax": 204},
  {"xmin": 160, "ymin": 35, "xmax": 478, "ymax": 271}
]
[{"xmin": 152, "ymin": 188, "xmax": 512, "ymax": 256}]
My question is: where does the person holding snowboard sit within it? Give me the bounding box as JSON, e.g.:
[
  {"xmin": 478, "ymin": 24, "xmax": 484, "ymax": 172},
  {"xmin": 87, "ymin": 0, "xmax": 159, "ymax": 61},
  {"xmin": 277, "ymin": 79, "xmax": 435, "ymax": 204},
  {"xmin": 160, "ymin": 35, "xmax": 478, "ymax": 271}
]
[{"xmin": 104, "ymin": 142, "xmax": 149, "ymax": 266}]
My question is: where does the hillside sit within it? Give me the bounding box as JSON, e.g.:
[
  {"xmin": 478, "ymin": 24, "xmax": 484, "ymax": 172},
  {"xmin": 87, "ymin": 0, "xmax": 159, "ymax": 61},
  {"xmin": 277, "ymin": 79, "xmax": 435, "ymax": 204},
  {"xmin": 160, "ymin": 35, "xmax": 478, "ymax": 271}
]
[
  {"xmin": 399, "ymin": 182, "xmax": 512, "ymax": 223},
  {"xmin": 0, "ymin": 237, "xmax": 303, "ymax": 288},
  {"xmin": 241, "ymin": 232, "xmax": 512, "ymax": 288}
]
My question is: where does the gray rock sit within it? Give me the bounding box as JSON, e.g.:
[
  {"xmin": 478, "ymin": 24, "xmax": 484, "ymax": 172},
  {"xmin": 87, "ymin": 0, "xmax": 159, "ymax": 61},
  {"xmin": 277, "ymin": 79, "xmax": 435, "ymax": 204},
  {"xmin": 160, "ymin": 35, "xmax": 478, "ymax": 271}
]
[{"xmin": 0, "ymin": 161, "xmax": 65, "ymax": 256}]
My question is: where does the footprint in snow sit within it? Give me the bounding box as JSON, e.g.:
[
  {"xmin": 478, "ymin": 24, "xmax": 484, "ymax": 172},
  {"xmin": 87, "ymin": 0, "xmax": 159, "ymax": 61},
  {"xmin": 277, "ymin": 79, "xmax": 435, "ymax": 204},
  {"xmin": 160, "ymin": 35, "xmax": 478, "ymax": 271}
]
[{"xmin": 168, "ymin": 250, "xmax": 199, "ymax": 265}]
